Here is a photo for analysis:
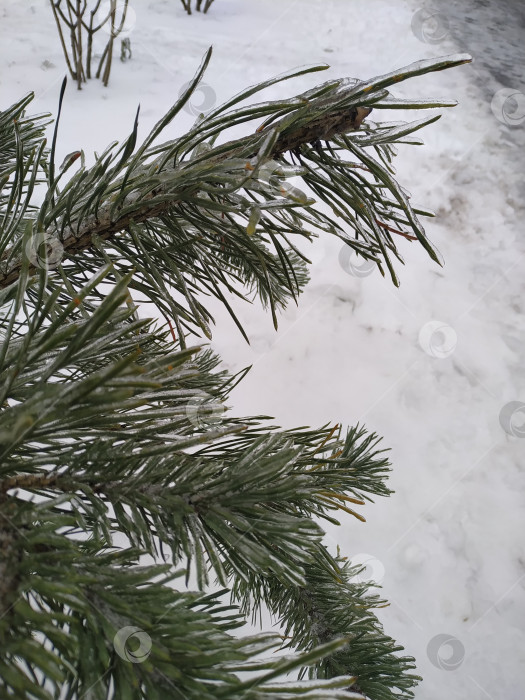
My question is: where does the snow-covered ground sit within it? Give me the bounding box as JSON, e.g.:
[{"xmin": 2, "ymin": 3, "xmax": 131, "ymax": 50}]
[{"xmin": 1, "ymin": 1, "xmax": 524, "ymax": 698}]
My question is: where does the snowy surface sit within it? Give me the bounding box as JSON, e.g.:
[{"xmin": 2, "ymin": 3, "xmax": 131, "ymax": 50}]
[{"xmin": 1, "ymin": 0, "xmax": 524, "ymax": 698}]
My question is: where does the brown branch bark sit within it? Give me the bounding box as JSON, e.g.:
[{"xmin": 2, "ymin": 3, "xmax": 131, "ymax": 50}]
[
  {"xmin": 50, "ymin": 1, "xmax": 77, "ymax": 81},
  {"xmin": 0, "ymin": 498, "xmax": 22, "ymax": 623},
  {"xmin": 0, "ymin": 105, "xmax": 371, "ymax": 290},
  {"xmin": 0, "ymin": 473, "xmax": 60, "ymax": 494}
]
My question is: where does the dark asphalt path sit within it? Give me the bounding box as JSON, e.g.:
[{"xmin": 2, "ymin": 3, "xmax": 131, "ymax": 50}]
[
  {"xmin": 410, "ymin": 0, "xmax": 525, "ymax": 152},
  {"xmin": 429, "ymin": 0, "xmax": 525, "ymax": 202},
  {"xmin": 448, "ymin": 0, "xmax": 525, "ymax": 96}
]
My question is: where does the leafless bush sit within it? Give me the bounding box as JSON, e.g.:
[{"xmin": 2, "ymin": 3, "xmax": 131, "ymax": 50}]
[
  {"xmin": 179, "ymin": 0, "xmax": 217, "ymax": 15},
  {"xmin": 49, "ymin": 0, "xmax": 130, "ymax": 89}
]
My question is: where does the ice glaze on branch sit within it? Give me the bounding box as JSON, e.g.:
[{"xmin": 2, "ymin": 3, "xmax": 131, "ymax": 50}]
[
  {"xmin": 0, "ymin": 103, "xmax": 372, "ymax": 289},
  {"xmin": 0, "ymin": 52, "xmax": 471, "ymax": 295}
]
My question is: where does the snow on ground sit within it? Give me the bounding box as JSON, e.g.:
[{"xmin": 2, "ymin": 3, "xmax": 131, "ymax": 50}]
[{"xmin": 1, "ymin": 0, "xmax": 524, "ymax": 698}]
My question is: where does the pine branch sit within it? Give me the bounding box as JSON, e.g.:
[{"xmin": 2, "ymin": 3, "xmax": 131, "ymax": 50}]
[
  {"xmin": 0, "ymin": 262, "xmax": 395, "ymax": 697},
  {"xmin": 0, "ymin": 268, "xmax": 393, "ymax": 591},
  {"xmin": 1, "ymin": 513, "xmax": 361, "ymax": 700},
  {"xmin": 278, "ymin": 553, "xmax": 421, "ymax": 699},
  {"xmin": 0, "ymin": 261, "xmax": 412, "ymax": 696},
  {"xmin": 0, "ymin": 52, "xmax": 472, "ymax": 345},
  {"xmin": 1, "ymin": 104, "xmax": 372, "ymax": 286},
  {"xmin": 0, "ymin": 51, "xmax": 473, "ymax": 699}
]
